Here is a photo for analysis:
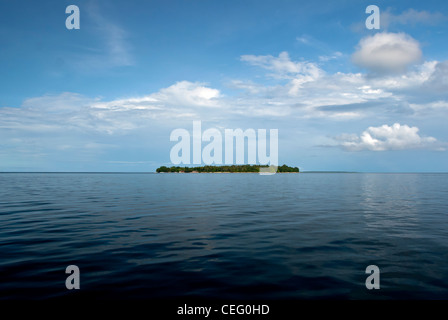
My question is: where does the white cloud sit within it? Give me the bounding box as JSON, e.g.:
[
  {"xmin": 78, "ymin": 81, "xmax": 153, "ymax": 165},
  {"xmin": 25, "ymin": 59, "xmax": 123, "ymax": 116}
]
[
  {"xmin": 319, "ymin": 52, "xmax": 343, "ymax": 62},
  {"xmin": 94, "ymin": 81, "xmax": 221, "ymax": 111},
  {"xmin": 336, "ymin": 123, "xmax": 442, "ymax": 151},
  {"xmin": 234, "ymin": 52, "xmax": 448, "ymax": 119},
  {"xmin": 152, "ymin": 81, "xmax": 221, "ymax": 107},
  {"xmin": 227, "ymin": 80, "xmax": 265, "ymax": 95},
  {"xmin": 0, "ymin": 82, "xmax": 223, "ymax": 137},
  {"xmin": 382, "ymin": 9, "xmax": 445, "ymax": 28},
  {"xmin": 410, "ymin": 100, "xmax": 448, "ymax": 114},
  {"xmin": 352, "ymin": 32, "xmax": 422, "ymax": 74},
  {"xmin": 4, "ymin": 50, "xmax": 442, "ymax": 132},
  {"xmin": 1, "ymin": 51, "xmax": 447, "ymax": 146},
  {"xmin": 423, "ymin": 61, "xmax": 448, "ymax": 92},
  {"xmin": 368, "ymin": 61, "xmax": 438, "ymax": 89},
  {"xmin": 21, "ymin": 92, "xmax": 93, "ymax": 112},
  {"xmin": 241, "ymin": 51, "xmax": 324, "ymax": 80}
]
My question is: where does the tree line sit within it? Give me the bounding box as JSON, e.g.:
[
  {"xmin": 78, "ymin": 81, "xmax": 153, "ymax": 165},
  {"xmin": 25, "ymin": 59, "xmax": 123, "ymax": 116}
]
[{"xmin": 156, "ymin": 164, "xmax": 299, "ymax": 173}]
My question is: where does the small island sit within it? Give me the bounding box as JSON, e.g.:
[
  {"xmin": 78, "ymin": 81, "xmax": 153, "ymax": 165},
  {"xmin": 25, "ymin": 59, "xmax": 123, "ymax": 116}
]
[{"xmin": 156, "ymin": 164, "xmax": 299, "ymax": 173}]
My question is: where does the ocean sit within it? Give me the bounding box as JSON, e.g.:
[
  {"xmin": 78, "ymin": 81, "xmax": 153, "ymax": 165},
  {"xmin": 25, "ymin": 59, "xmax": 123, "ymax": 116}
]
[{"xmin": 0, "ymin": 172, "xmax": 447, "ymax": 300}]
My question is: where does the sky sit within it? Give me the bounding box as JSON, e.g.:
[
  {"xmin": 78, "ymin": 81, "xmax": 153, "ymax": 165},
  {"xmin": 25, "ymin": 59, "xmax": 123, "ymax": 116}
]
[{"xmin": 0, "ymin": 0, "xmax": 448, "ymax": 172}]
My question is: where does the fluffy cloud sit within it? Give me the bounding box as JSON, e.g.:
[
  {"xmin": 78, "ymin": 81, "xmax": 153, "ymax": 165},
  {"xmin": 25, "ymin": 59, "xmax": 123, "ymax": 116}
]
[
  {"xmin": 2, "ymin": 51, "xmax": 447, "ymax": 138},
  {"xmin": 94, "ymin": 81, "xmax": 221, "ymax": 111},
  {"xmin": 236, "ymin": 51, "xmax": 448, "ymax": 119},
  {"xmin": 152, "ymin": 81, "xmax": 221, "ymax": 107},
  {"xmin": 2, "ymin": 51, "xmax": 447, "ymax": 143},
  {"xmin": 336, "ymin": 123, "xmax": 441, "ymax": 151},
  {"xmin": 2, "ymin": 49, "xmax": 448, "ymax": 171},
  {"xmin": 352, "ymin": 32, "xmax": 422, "ymax": 74},
  {"xmin": 0, "ymin": 81, "xmax": 222, "ymax": 137}
]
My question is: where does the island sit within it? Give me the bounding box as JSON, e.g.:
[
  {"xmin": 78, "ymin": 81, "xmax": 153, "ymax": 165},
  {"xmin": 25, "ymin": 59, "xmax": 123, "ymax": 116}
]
[{"xmin": 156, "ymin": 164, "xmax": 299, "ymax": 173}]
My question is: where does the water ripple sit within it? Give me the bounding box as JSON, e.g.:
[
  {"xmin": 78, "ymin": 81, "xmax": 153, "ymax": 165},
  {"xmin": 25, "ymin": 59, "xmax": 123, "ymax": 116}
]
[{"xmin": 0, "ymin": 173, "xmax": 447, "ymax": 299}]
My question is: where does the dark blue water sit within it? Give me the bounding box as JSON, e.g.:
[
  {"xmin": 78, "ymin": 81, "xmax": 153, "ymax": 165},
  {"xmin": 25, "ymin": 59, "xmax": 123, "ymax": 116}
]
[{"xmin": 0, "ymin": 173, "xmax": 447, "ymax": 300}]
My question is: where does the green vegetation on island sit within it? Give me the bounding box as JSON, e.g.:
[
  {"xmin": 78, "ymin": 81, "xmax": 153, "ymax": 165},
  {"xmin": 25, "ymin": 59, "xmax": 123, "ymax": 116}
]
[{"xmin": 156, "ymin": 164, "xmax": 299, "ymax": 173}]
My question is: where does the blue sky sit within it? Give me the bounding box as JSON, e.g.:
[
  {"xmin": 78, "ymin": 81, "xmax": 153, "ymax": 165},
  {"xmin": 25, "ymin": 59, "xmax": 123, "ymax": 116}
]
[{"xmin": 1, "ymin": 0, "xmax": 448, "ymax": 172}]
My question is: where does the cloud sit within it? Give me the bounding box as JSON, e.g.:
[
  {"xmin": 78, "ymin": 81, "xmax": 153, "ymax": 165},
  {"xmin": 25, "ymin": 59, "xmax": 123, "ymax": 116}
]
[
  {"xmin": 0, "ymin": 82, "xmax": 224, "ymax": 170},
  {"xmin": 95, "ymin": 81, "xmax": 221, "ymax": 111},
  {"xmin": 336, "ymin": 123, "xmax": 442, "ymax": 151},
  {"xmin": 10, "ymin": 51, "xmax": 438, "ymax": 133},
  {"xmin": 350, "ymin": 9, "xmax": 446, "ymax": 34},
  {"xmin": 2, "ymin": 52, "xmax": 447, "ymax": 150},
  {"xmin": 235, "ymin": 51, "xmax": 448, "ymax": 119},
  {"xmin": 5, "ymin": 51, "xmax": 441, "ymax": 131},
  {"xmin": 295, "ymin": 34, "xmax": 331, "ymax": 52},
  {"xmin": 410, "ymin": 100, "xmax": 448, "ymax": 115},
  {"xmin": 367, "ymin": 60, "xmax": 437, "ymax": 90},
  {"xmin": 0, "ymin": 81, "xmax": 223, "ymax": 137},
  {"xmin": 423, "ymin": 61, "xmax": 448, "ymax": 92},
  {"xmin": 352, "ymin": 32, "xmax": 422, "ymax": 74},
  {"xmin": 71, "ymin": 2, "xmax": 134, "ymax": 70},
  {"xmin": 2, "ymin": 50, "xmax": 448, "ymax": 171},
  {"xmin": 241, "ymin": 51, "xmax": 323, "ymax": 80},
  {"xmin": 296, "ymin": 36, "xmax": 310, "ymax": 44},
  {"xmin": 101, "ymin": 23, "xmax": 133, "ymax": 67},
  {"xmin": 382, "ymin": 9, "xmax": 446, "ymax": 28},
  {"xmin": 319, "ymin": 52, "xmax": 342, "ymax": 62},
  {"xmin": 151, "ymin": 81, "xmax": 221, "ymax": 107}
]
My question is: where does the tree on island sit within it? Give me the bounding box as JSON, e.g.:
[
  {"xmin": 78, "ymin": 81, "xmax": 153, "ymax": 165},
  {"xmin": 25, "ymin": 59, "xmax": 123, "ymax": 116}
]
[{"xmin": 156, "ymin": 164, "xmax": 299, "ymax": 173}]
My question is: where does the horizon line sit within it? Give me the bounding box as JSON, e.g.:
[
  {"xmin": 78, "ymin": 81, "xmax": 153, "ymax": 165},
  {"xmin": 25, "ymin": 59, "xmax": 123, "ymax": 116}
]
[{"xmin": 1, "ymin": 171, "xmax": 448, "ymax": 174}]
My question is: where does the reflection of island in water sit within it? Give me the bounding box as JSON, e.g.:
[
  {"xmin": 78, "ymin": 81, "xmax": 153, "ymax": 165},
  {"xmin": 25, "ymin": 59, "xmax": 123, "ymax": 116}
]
[{"xmin": 156, "ymin": 164, "xmax": 299, "ymax": 173}]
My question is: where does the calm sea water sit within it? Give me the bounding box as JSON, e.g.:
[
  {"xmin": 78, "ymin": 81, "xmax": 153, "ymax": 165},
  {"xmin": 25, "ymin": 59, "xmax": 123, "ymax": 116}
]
[{"xmin": 0, "ymin": 173, "xmax": 447, "ymax": 300}]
